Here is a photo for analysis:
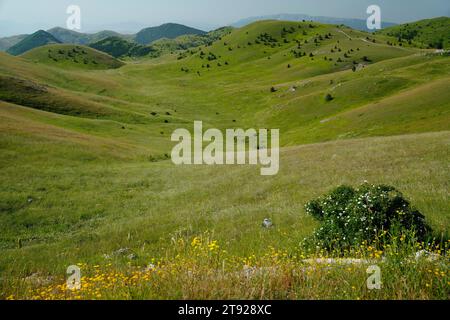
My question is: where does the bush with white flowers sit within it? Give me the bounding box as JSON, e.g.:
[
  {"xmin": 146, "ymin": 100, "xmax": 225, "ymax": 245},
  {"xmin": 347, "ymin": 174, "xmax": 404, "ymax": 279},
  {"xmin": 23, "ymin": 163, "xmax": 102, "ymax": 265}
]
[{"xmin": 305, "ymin": 184, "xmax": 432, "ymax": 250}]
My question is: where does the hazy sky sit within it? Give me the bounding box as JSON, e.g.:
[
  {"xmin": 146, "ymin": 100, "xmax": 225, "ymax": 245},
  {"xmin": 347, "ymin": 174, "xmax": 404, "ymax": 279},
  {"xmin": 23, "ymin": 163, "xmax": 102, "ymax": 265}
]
[{"xmin": 0, "ymin": 0, "xmax": 449, "ymax": 36}]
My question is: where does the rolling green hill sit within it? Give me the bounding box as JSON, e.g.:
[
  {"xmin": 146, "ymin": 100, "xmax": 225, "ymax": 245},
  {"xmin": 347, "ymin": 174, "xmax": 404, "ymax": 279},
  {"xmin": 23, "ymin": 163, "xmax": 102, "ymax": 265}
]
[
  {"xmin": 3, "ymin": 20, "xmax": 448, "ymax": 145},
  {"xmin": 21, "ymin": 44, "xmax": 124, "ymax": 70},
  {"xmin": 135, "ymin": 23, "xmax": 206, "ymax": 45},
  {"xmin": 377, "ymin": 17, "xmax": 450, "ymax": 49},
  {"xmin": 89, "ymin": 37, "xmax": 154, "ymax": 58},
  {"xmin": 6, "ymin": 30, "xmax": 61, "ymax": 56},
  {"xmin": 0, "ymin": 19, "xmax": 449, "ymax": 300},
  {"xmin": 151, "ymin": 26, "xmax": 234, "ymax": 53}
]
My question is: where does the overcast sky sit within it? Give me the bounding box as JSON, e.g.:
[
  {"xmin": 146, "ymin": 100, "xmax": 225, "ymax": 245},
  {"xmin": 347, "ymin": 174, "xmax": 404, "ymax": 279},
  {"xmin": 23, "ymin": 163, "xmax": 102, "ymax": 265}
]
[{"xmin": 0, "ymin": 0, "xmax": 449, "ymax": 36}]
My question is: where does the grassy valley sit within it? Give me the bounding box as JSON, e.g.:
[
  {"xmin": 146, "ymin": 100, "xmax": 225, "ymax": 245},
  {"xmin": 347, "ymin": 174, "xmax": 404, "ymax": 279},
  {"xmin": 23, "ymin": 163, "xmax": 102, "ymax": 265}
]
[{"xmin": 0, "ymin": 18, "xmax": 449, "ymax": 300}]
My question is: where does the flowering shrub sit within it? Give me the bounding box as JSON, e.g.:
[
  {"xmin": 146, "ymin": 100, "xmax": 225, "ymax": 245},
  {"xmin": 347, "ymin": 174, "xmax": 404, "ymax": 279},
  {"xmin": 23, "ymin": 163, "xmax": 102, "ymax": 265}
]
[{"xmin": 305, "ymin": 184, "xmax": 432, "ymax": 250}]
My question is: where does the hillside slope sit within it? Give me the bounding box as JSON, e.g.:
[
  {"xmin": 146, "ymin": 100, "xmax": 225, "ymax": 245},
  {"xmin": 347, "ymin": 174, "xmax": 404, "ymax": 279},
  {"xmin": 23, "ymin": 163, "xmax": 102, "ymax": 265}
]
[
  {"xmin": 2, "ymin": 20, "xmax": 448, "ymax": 145},
  {"xmin": 89, "ymin": 37, "xmax": 154, "ymax": 58},
  {"xmin": 6, "ymin": 30, "xmax": 61, "ymax": 56},
  {"xmin": 21, "ymin": 44, "xmax": 125, "ymax": 69},
  {"xmin": 0, "ymin": 34, "xmax": 27, "ymax": 51},
  {"xmin": 377, "ymin": 17, "xmax": 450, "ymax": 49}
]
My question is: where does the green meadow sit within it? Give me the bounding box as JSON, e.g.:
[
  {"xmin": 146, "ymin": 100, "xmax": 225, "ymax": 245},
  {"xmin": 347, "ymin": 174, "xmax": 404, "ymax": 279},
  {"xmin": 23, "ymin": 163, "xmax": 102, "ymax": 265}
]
[{"xmin": 0, "ymin": 20, "xmax": 449, "ymax": 300}]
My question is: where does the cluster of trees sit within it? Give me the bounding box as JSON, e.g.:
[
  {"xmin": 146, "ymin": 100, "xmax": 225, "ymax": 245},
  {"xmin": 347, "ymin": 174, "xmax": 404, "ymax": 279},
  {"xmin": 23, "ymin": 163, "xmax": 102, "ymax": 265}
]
[
  {"xmin": 198, "ymin": 51, "xmax": 218, "ymax": 61},
  {"xmin": 255, "ymin": 32, "xmax": 279, "ymax": 47},
  {"xmin": 47, "ymin": 47, "xmax": 98, "ymax": 65}
]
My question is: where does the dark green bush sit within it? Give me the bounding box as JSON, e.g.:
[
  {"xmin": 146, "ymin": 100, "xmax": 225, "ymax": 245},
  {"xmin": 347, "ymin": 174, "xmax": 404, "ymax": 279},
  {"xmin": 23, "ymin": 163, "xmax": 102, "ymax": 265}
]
[{"xmin": 305, "ymin": 184, "xmax": 432, "ymax": 250}]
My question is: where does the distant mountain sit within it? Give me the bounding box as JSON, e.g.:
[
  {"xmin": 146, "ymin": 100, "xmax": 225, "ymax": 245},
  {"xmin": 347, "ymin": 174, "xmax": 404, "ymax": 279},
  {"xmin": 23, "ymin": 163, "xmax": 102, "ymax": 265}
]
[
  {"xmin": 376, "ymin": 17, "xmax": 450, "ymax": 49},
  {"xmin": 0, "ymin": 34, "xmax": 27, "ymax": 51},
  {"xmin": 47, "ymin": 27, "xmax": 133, "ymax": 45},
  {"xmin": 89, "ymin": 37, "xmax": 154, "ymax": 58},
  {"xmin": 231, "ymin": 14, "xmax": 397, "ymax": 32},
  {"xmin": 7, "ymin": 30, "xmax": 61, "ymax": 56},
  {"xmin": 1, "ymin": 23, "xmax": 208, "ymax": 52},
  {"xmin": 135, "ymin": 23, "xmax": 206, "ymax": 45}
]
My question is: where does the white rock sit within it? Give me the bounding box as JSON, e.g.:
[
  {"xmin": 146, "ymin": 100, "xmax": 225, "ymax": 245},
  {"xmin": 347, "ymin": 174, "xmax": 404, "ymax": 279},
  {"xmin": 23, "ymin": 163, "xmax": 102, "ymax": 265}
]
[
  {"xmin": 415, "ymin": 250, "xmax": 440, "ymax": 262},
  {"xmin": 262, "ymin": 218, "xmax": 273, "ymax": 228}
]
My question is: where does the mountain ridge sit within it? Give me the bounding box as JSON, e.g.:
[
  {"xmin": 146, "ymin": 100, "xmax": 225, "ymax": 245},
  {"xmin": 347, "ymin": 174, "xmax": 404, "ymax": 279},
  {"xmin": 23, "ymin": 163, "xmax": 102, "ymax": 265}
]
[
  {"xmin": 0, "ymin": 23, "xmax": 207, "ymax": 52},
  {"xmin": 231, "ymin": 13, "xmax": 397, "ymax": 32},
  {"xmin": 135, "ymin": 23, "xmax": 206, "ymax": 45},
  {"xmin": 6, "ymin": 30, "xmax": 61, "ymax": 56}
]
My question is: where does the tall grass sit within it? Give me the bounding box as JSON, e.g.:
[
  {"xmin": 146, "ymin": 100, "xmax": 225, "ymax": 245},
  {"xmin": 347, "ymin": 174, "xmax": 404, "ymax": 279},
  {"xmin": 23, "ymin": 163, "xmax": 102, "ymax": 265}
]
[{"xmin": 4, "ymin": 231, "xmax": 448, "ymax": 300}]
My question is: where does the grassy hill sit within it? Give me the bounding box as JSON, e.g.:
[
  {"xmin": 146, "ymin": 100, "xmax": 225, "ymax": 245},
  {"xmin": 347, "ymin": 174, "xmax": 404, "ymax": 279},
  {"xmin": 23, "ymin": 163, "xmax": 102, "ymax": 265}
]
[
  {"xmin": 89, "ymin": 37, "xmax": 154, "ymax": 58},
  {"xmin": 151, "ymin": 26, "xmax": 234, "ymax": 54},
  {"xmin": 6, "ymin": 30, "xmax": 61, "ymax": 56},
  {"xmin": 135, "ymin": 23, "xmax": 206, "ymax": 45},
  {"xmin": 232, "ymin": 13, "xmax": 397, "ymax": 31},
  {"xmin": 0, "ymin": 19, "xmax": 449, "ymax": 300},
  {"xmin": 21, "ymin": 44, "xmax": 124, "ymax": 70},
  {"xmin": 377, "ymin": 17, "xmax": 450, "ymax": 49}
]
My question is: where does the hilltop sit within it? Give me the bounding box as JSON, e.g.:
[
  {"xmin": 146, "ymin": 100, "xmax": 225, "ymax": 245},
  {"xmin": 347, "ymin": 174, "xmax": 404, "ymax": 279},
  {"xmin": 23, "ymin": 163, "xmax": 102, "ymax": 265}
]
[
  {"xmin": 377, "ymin": 17, "xmax": 450, "ymax": 49},
  {"xmin": 135, "ymin": 23, "xmax": 206, "ymax": 45},
  {"xmin": 6, "ymin": 30, "xmax": 61, "ymax": 56},
  {"xmin": 232, "ymin": 13, "xmax": 397, "ymax": 31},
  {"xmin": 47, "ymin": 27, "xmax": 133, "ymax": 45},
  {"xmin": 21, "ymin": 44, "xmax": 124, "ymax": 69}
]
